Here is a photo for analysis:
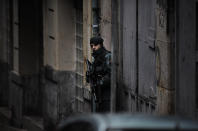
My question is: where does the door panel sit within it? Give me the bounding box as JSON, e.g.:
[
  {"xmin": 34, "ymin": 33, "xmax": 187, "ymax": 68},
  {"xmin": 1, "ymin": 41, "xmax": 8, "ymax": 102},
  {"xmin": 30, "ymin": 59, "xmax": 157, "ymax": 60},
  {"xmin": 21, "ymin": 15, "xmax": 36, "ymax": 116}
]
[
  {"xmin": 122, "ymin": 0, "xmax": 137, "ymax": 112},
  {"xmin": 123, "ymin": 0, "xmax": 137, "ymax": 92},
  {"xmin": 121, "ymin": 0, "xmax": 156, "ymax": 113},
  {"xmin": 138, "ymin": 0, "xmax": 156, "ymax": 99}
]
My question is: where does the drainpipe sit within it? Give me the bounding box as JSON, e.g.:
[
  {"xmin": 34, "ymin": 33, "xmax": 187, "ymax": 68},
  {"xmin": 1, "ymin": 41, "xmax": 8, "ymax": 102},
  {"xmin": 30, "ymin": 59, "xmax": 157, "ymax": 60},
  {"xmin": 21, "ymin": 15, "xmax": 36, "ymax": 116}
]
[{"xmin": 92, "ymin": 0, "xmax": 100, "ymax": 36}]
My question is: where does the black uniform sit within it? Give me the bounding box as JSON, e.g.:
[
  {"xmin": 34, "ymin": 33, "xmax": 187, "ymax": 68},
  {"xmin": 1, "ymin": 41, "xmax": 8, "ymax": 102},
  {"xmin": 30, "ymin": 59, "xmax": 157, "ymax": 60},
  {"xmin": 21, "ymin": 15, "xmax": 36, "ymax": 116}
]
[{"xmin": 86, "ymin": 46, "xmax": 111, "ymax": 112}]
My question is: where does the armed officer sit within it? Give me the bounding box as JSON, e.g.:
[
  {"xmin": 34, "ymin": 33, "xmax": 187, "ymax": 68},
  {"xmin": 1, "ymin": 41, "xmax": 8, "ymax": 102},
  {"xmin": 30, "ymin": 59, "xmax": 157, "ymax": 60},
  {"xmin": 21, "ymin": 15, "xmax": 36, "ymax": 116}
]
[{"xmin": 86, "ymin": 36, "xmax": 111, "ymax": 112}]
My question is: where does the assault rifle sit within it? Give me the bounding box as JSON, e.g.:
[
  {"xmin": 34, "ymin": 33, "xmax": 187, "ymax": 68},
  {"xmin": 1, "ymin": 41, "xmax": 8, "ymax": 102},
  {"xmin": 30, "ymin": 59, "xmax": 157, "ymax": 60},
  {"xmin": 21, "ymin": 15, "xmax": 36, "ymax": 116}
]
[{"xmin": 86, "ymin": 59, "xmax": 97, "ymax": 112}]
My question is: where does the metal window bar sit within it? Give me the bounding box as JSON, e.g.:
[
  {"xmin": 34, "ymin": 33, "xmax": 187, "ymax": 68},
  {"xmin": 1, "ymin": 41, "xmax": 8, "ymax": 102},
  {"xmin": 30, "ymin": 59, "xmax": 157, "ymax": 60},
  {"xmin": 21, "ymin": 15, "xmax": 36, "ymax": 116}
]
[{"xmin": 75, "ymin": 2, "xmax": 83, "ymax": 112}]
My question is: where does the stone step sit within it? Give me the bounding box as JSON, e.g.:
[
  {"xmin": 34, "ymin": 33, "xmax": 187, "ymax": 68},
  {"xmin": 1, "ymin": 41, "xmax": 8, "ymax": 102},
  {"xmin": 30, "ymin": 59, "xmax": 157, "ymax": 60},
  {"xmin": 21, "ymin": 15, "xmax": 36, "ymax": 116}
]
[
  {"xmin": 0, "ymin": 107, "xmax": 44, "ymax": 131},
  {"xmin": 22, "ymin": 116, "xmax": 43, "ymax": 131},
  {"xmin": 0, "ymin": 122, "xmax": 27, "ymax": 131},
  {"xmin": 0, "ymin": 107, "xmax": 11, "ymax": 125}
]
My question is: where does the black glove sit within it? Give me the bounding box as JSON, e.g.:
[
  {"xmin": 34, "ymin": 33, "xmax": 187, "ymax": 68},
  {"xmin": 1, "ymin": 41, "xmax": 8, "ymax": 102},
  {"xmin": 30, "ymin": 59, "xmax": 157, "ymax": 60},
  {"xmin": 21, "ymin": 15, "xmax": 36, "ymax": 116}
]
[{"xmin": 86, "ymin": 71, "xmax": 90, "ymax": 83}]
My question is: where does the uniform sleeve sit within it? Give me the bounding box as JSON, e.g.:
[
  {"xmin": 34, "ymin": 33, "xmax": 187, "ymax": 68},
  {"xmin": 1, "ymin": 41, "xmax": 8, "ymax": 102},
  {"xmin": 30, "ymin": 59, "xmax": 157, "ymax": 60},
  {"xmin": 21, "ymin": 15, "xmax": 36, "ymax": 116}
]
[
  {"xmin": 100, "ymin": 53, "xmax": 111, "ymax": 86},
  {"xmin": 105, "ymin": 53, "xmax": 111, "ymax": 72}
]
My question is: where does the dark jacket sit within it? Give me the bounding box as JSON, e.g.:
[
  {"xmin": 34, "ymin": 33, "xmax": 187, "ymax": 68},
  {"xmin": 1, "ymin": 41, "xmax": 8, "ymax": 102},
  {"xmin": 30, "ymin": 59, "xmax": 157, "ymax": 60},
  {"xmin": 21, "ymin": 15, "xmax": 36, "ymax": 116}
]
[
  {"xmin": 86, "ymin": 47, "xmax": 111, "ymax": 112},
  {"xmin": 91, "ymin": 47, "xmax": 111, "ymax": 101}
]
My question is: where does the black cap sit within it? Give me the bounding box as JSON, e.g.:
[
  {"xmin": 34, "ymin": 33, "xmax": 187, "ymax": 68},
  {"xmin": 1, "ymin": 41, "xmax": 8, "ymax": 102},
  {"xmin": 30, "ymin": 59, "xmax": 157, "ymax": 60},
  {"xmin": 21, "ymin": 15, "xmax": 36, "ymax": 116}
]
[{"xmin": 90, "ymin": 36, "xmax": 104, "ymax": 46}]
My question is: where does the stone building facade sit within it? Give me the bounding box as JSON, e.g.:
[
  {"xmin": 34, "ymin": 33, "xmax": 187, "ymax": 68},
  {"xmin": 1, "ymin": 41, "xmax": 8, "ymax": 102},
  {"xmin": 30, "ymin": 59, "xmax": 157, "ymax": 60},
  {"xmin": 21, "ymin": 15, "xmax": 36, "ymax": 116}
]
[{"xmin": 0, "ymin": 0, "xmax": 198, "ymax": 130}]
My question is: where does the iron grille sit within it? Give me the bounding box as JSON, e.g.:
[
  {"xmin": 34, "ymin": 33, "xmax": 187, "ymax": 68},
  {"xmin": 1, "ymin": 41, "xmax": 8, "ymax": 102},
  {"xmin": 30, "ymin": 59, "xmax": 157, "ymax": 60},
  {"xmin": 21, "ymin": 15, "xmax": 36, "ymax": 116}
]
[{"xmin": 75, "ymin": 2, "xmax": 83, "ymax": 113}]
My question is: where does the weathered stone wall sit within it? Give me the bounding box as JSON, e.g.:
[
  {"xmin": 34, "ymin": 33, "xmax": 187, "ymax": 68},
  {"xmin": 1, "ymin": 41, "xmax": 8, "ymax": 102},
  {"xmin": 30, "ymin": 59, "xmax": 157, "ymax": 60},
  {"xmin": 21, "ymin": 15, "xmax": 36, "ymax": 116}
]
[
  {"xmin": 42, "ymin": 1, "xmax": 78, "ymax": 128},
  {"xmin": 43, "ymin": 66, "xmax": 75, "ymax": 127},
  {"xmin": 156, "ymin": 0, "xmax": 175, "ymax": 115},
  {"xmin": 9, "ymin": 71, "xmax": 23, "ymax": 128},
  {"xmin": 43, "ymin": 0, "xmax": 75, "ymax": 71},
  {"xmin": 22, "ymin": 74, "xmax": 41, "ymax": 115},
  {"xmin": 9, "ymin": 72, "xmax": 42, "ymax": 127}
]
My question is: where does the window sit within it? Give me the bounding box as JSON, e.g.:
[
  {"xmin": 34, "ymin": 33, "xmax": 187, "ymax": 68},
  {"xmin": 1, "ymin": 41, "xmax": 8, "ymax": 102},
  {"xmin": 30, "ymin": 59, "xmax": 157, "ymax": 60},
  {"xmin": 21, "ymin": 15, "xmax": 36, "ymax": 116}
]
[{"xmin": 75, "ymin": 0, "xmax": 83, "ymax": 112}]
